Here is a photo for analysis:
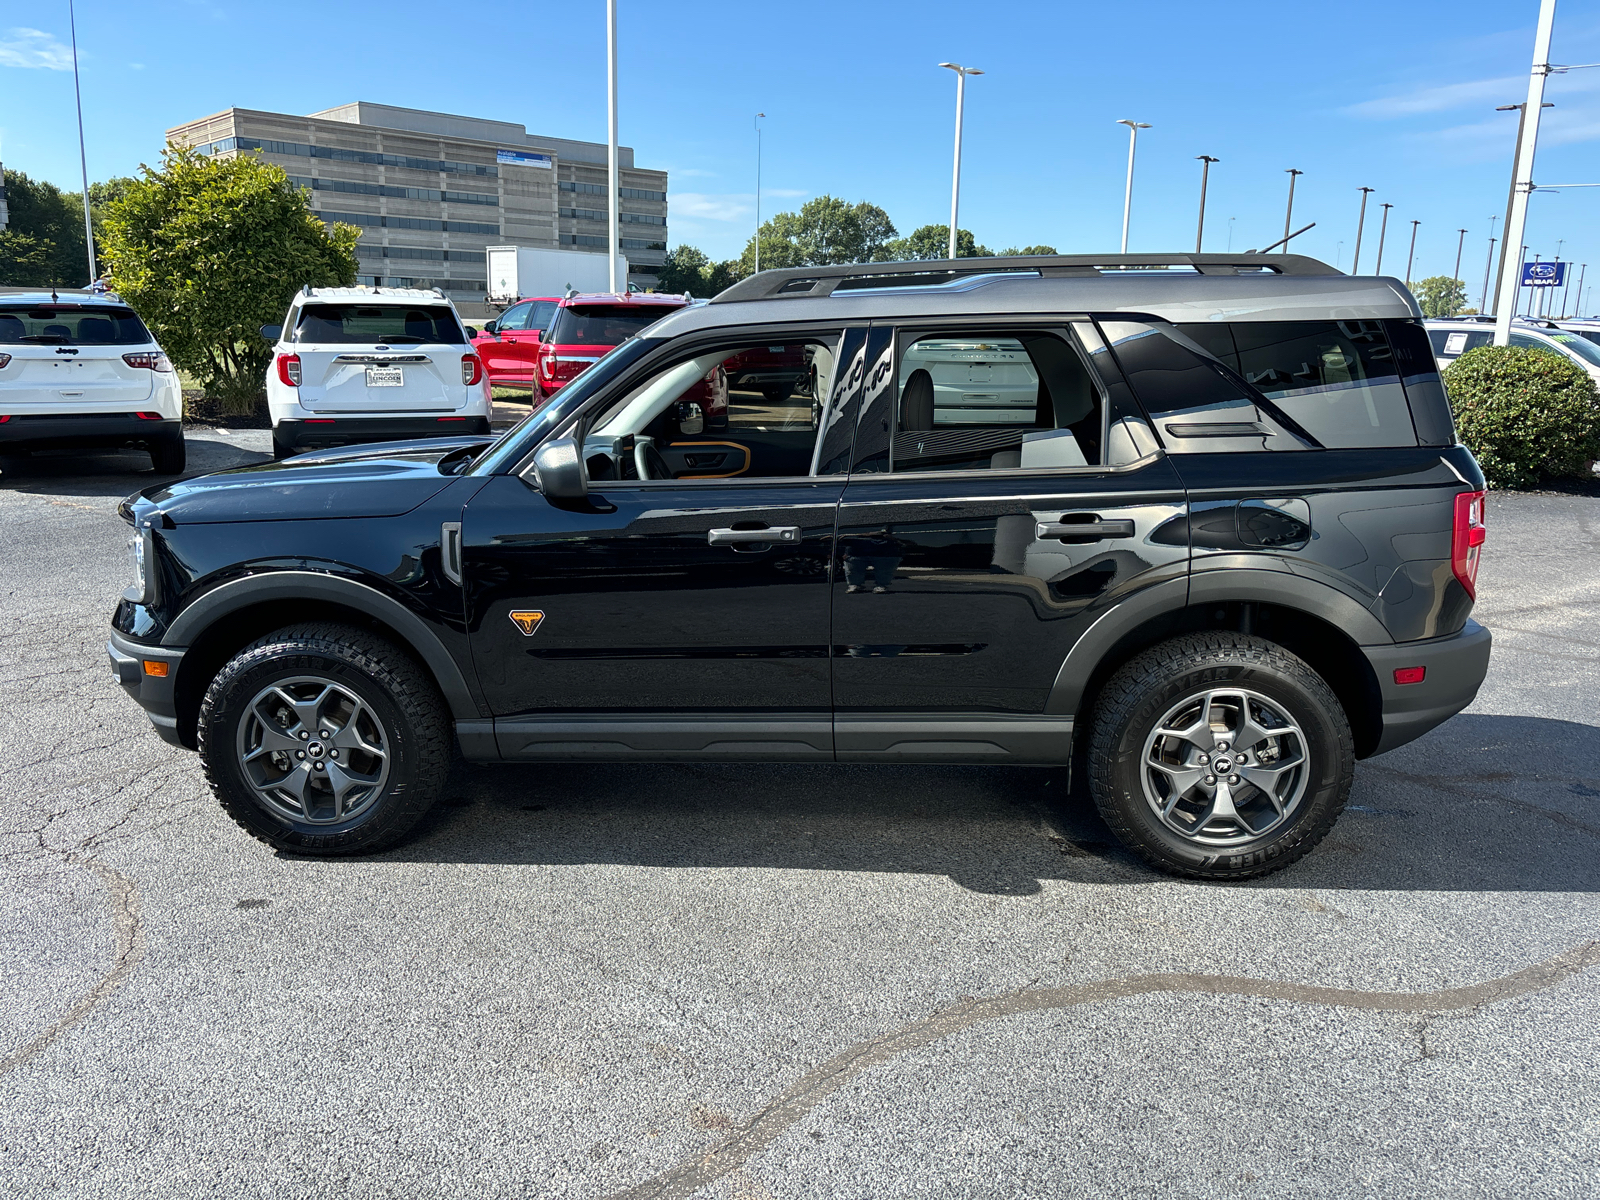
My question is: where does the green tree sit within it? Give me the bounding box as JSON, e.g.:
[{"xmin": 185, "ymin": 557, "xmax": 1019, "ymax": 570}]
[
  {"xmin": 881, "ymin": 224, "xmax": 993, "ymax": 260},
  {"xmin": 655, "ymin": 244, "xmax": 744, "ymax": 297},
  {"xmin": 99, "ymin": 144, "xmax": 359, "ymax": 413},
  {"xmin": 0, "ymin": 229, "xmax": 53, "ymax": 284},
  {"xmin": 736, "ymin": 195, "xmax": 898, "ymax": 273},
  {"xmin": 1444, "ymin": 345, "xmax": 1600, "ymax": 488},
  {"xmin": 1412, "ymin": 275, "xmax": 1468, "ymax": 318},
  {"xmin": 2, "ymin": 168, "xmax": 88, "ymax": 285},
  {"xmin": 999, "ymin": 245, "xmax": 1058, "ymax": 256}
]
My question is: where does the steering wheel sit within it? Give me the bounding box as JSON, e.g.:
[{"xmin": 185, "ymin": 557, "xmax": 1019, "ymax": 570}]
[{"xmin": 634, "ymin": 438, "xmax": 674, "ymax": 481}]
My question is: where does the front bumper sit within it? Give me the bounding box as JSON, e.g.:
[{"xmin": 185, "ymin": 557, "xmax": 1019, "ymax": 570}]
[
  {"xmin": 1361, "ymin": 618, "xmax": 1493, "ymax": 755},
  {"xmin": 1, "ymin": 414, "xmax": 180, "ymax": 452},
  {"xmin": 275, "ymin": 415, "xmax": 490, "ymax": 450},
  {"xmin": 107, "ymin": 630, "xmax": 187, "ymax": 747}
]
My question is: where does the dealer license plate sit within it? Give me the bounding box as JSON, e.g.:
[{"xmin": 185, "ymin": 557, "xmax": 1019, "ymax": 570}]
[{"xmin": 365, "ymin": 366, "xmax": 404, "ymax": 387}]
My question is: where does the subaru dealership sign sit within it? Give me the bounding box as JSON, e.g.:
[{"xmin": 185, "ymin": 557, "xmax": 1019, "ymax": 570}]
[{"xmin": 1522, "ymin": 261, "xmax": 1568, "ymax": 287}]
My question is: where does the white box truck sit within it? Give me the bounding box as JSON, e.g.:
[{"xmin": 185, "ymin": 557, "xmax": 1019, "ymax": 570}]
[{"xmin": 486, "ymin": 246, "xmax": 630, "ymax": 305}]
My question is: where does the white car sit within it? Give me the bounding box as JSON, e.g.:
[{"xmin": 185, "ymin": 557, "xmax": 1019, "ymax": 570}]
[
  {"xmin": 0, "ymin": 288, "xmax": 184, "ymax": 473},
  {"xmin": 898, "ymin": 336, "xmax": 1040, "ymax": 425},
  {"xmin": 1425, "ymin": 317, "xmax": 1600, "ymax": 388},
  {"xmin": 263, "ymin": 286, "xmax": 491, "ymax": 459}
]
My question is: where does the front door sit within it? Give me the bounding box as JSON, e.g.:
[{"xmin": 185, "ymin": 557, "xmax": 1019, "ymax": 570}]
[
  {"xmin": 462, "ymin": 326, "xmax": 868, "ymax": 761},
  {"xmin": 829, "ymin": 320, "xmax": 1189, "ymax": 762}
]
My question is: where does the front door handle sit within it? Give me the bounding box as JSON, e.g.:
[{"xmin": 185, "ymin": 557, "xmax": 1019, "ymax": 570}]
[
  {"xmin": 708, "ymin": 525, "xmax": 800, "ymax": 546},
  {"xmin": 1036, "ymin": 519, "xmax": 1136, "ymax": 541}
]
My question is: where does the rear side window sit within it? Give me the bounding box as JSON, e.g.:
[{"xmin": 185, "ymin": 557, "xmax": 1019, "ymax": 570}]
[
  {"xmin": 549, "ymin": 304, "xmax": 677, "ymax": 346},
  {"xmin": 1428, "ymin": 327, "xmax": 1492, "ymax": 357},
  {"xmin": 0, "ymin": 305, "xmax": 152, "ymax": 345},
  {"xmin": 294, "ymin": 304, "xmax": 466, "ymax": 345}
]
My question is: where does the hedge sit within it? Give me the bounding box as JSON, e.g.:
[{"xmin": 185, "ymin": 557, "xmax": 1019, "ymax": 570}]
[{"xmin": 1443, "ymin": 344, "xmax": 1600, "ymax": 489}]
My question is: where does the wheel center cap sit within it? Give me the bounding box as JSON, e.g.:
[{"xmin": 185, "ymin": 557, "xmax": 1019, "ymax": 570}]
[
  {"xmin": 1213, "ymin": 757, "xmax": 1233, "ymax": 773},
  {"xmin": 307, "ymin": 741, "xmax": 325, "ymax": 758}
]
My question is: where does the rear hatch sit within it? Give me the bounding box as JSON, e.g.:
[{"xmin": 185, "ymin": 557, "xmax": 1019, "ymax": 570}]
[
  {"xmin": 292, "ymin": 302, "xmax": 470, "ymax": 413},
  {"xmin": 541, "ymin": 301, "xmax": 681, "ymax": 391},
  {"xmin": 0, "ymin": 303, "xmax": 156, "ymax": 411}
]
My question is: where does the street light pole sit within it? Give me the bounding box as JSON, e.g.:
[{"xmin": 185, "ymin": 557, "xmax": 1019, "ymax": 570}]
[
  {"xmin": 1453, "ymin": 228, "xmax": 1468, "ymax": 282},
  {"xmin": 1195, "ymin": 156, "xmax": 1219, "ymax": 253},
  {"xmin": 939, "ymin": 63, "xmax": 983, "ymax": 260},
  {"xmin": 606, "ymin": 0, "xmax": 619, "ymax": 294},
  {"xmin": 1352, "ymin": 187, "xmax": 1374, "ymax": 273},
  {"xmin": 1282, "ymin": 169, "xmax": 1303, "ymax": 252},
  {"xmin": 68, "ymin": 0, "xmax": 96, "ymax": 285},
  {"xmin": 1375, "ymin": 202, "xmax": 1394, "ymax": 274},
  {"xmin": 753, "ymin": 113, "xmax": 765, "ymax": 275},
  {"xmin": 1481, "ymin": 236, "xmax": 1498, "ymax": 312},
  {"xmin": 1494, "ymin": 0, "xmax": 1558, "ymax": 346},
  {"xmin": 1117, "ymin": 119, "xmax": 1150, "ymax": 254},
  {"xmin": 1574, "ymin": 263, "xmax": 1587, "ymax": 318},
  {"xmin": 1405, "ymin": 220, "xmax": 1421, "ymax": 286}
]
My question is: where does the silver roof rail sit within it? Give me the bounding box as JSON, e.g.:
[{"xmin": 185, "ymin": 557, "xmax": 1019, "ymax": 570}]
[{"xmin": 709, "ymin": 252, "xmax": 1341, "ymax": 304}]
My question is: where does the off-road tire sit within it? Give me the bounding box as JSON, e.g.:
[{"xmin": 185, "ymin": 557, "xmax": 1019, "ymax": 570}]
[
  {"xmin": 1088, "ymin": 632, "xmax": 1353, "ymax": 881},
  {"xmin": 150, "ymin": 434, "xmax": 186, "ymax": 474},
  {"xmin": 198, "ymin": 622, "xmax": 450, "ymax": 855}
]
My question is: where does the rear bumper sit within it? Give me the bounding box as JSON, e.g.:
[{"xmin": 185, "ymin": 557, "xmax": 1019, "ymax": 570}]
[
  {"xmin": 275, "ymin": 415, "xmax": 491, "ymax": 450},
  {"xmin": 107, "ymin": 629, "xmax": 188, "ymax": 747},
  {"xmin": 0, "ymin": 414, "xmax": 180, "ymax": 452},
  {"xmin": 1362, "ymin": 619, "xmax": 1493, "ymax": 755}
]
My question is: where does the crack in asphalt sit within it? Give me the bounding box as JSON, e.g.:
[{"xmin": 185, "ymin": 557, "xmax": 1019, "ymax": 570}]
[
  {"xmin": 0, "ymin": 859, "xmax": 146, "ymax": 1078},
  {"xmin": 599, "ymin": 941, "xmax": 1600, "ymax": 1200}
]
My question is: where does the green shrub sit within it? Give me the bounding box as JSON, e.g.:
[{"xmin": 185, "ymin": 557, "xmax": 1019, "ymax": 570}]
[{"xmin": 1443, "ymin": 344, "xmax": 1600, "ymax": 489}]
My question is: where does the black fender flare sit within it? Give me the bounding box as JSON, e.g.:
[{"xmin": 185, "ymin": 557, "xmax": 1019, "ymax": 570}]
[
  {"xmin": 162, "ymin": 569, "xmax": 481, "ymax": 722},
  {"xmin": 1046, "ymin": 568, "xmax": 1391, "ymax": 718}
]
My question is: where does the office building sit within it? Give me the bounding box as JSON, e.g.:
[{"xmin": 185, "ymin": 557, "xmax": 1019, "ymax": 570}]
[{"xmin": 167, "ymin": 102, "xmax": 669, "ymax": 308}]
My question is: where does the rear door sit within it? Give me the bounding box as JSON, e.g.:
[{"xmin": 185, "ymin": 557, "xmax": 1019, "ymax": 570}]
[
  {"xmin": 829, "ymin": 319, "xmax": 1189, "ymax": 762},
  {"xmin": 292, "ymin": 303, "xmax": 468, "ymax": 413},
  {"xmin": 0, "ymin": 304, "xmax": 154, "ymax": 412}
]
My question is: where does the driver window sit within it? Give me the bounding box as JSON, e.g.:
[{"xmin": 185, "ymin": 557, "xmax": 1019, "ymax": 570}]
[
  {"xmin": 585, "ymin": 338, "xmax": 838, "ymax": 482},
  {"xmin": 496, "ymin": 302, "xmax": 532, "ymax": 332}
]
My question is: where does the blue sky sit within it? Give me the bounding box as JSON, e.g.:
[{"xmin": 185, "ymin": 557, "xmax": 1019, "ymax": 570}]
[{"xmin": 4, "ymin": 0, "xmax": 1599, "ymax": 309}]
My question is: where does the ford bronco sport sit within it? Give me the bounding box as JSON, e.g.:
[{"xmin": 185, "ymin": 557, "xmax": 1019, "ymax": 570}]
[{"xmin": 108, "ymin": 253, "xmax": 1491, "ymax": 880}]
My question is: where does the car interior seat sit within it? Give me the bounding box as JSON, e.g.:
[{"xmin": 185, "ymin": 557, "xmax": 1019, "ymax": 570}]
[
  {"xmin": 43, "ymin": 324, "xmax": 73, "ymax": 341},
  {"xmin": 77, "ymin": 317, "xmax": 114, "ymax": 343},
  {"xmin": 0, "ymin": 316, "xmax": 26, "ymax": 341},
  {"xmin": 403, "ymin": 311, "xmax": 435, "ymax": 341},
  {"xmin": 899, "ymin": 369, "xmax": 935, "ymax": 431}
]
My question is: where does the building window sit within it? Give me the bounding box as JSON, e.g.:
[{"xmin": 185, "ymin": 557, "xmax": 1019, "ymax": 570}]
[
  {"xmin": 619, "ymin": 186, "xmax": 667, "ymax": 201},
  {"xmin": 288, "ymin": 176, "xmax": 497, "ymax": 206},
  {"xmin": 559, "ymin": 181, "xmax": 667, "ymax": 203},
  {"xmin": 317, "ymin": 210, "xmax": 501, "ymax": 235},
  {"xmin": 195, "ymin": 136, "xmax": 497, "ymax": 177},
  {"xmin": 620, "ymin": 237, "xmax": 667, "ymax": 251}
]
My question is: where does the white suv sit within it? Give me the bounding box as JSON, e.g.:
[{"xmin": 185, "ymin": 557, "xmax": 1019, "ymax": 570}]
[
  {"xmin": 1425, "ymin": 317, "xmax": 1600, "ymax": 388},
  {"xmin": 262, "ymin": 286, "xmax": 491, "ymax": 459},
  {"xmin": 0, "ymin": 288, "xmax": 184, "ymax": 473}
]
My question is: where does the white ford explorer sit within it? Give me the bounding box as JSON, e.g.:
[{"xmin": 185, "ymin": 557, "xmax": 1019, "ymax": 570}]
[
  {"xmin": 0, "ymin": 288, "xmax": 185, "ymax": 473},
  {"xmin": 262, "ymin": 286, "xmax": 491, "ymax": 459}
]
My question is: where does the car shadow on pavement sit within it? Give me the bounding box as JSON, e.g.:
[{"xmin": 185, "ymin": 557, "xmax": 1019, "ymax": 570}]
[
  {"xmin": 376, "ymin": 713, "xmax": 1600, "ymax": 895},
  {"xmin": 0, "ymin": 436, "xmax": 268, "ymax": 501}
]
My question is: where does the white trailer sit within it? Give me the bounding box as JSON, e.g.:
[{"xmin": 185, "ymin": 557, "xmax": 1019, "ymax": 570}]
[{"xmin": 485, "ymin": 246, "xmax": 630, "ymax": 305}]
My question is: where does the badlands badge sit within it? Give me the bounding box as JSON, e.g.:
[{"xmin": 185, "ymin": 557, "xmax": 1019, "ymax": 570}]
[{"xmin": 508, "ymin": 610, "xmax": 545, "ymax": 636}]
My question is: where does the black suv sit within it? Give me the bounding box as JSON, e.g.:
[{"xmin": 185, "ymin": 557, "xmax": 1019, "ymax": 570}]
[{"xmin": 108, "ymin": 254, "xmax": 1491, "ymax": 880}]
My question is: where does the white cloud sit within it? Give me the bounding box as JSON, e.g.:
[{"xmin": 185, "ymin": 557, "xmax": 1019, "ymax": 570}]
[
  {"xmin": 1344, "ymin": 75, "xmax": 1522, "ymax": 119},
  {"xmin": 129, "ymin": 62, "xmax": 145, "ymax": 70},
  {"xmin": 672, "ymin": 192, "xmax": 754, "ymax": 222},
  {"xmin": 0, "ymin": 27, "xmax": 75, "ymax": 71},
  {"xmin": 766, "ymin": 188, "xmax": 807, "ymax": 198}
]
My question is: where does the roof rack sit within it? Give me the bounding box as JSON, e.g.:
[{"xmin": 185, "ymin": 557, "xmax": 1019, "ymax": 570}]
[{"xmin": 709, "ymin": 253, "xmax": 1341, "ymax": 304}]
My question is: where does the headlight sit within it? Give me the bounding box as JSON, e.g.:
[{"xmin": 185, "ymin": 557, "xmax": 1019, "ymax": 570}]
[{"xmin": 123, "ymin": 526, "xmax": 152, "ymax": 604}]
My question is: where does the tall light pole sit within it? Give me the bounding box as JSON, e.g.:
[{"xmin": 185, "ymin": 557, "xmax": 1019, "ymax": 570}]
[
  {"xmin": 1453, "ymin": 228, "xmax": 1468, "ymax": 282},
  {"xmin": 1494, "ymin": 0, "xmax": 1557, "ymax": 345},
  {"xmin": 1194, "ymin": 156, "xmax": 1219, "ymax": 253},
  {"xmin": 1573, "ymin": 263, "xmax": 1587, "ymax": 318},
  {"xmin": 1490, "ymin": 101, "xmax": 1553, "ymax": 314},
  {"xmin": 1352, "ymin": 187, "xmax": 1374, "ymax": 273},
  {"xmin": 606, "ymin": 0, "xmax": 619, "ymax": 294},
  {"xmin": 1375, "ymin": 202, "xmax": 1394, "ymax": 274},
  {"xmin": 1227, "ymin": 217, "xmax": 1236, "ymax": 252},
  {"xmin": 1282, "ymin": 169, "xmax": 1304, "ymax": 252},
  {"xmin": 939, "ymin": 63, "xmax": 983, "ymax": 260},
  {"xmin": 68, "ymin": 0, "xmax": 96, "ymax": 284},
  {"xmin": 1481, "ymin": 235, "xmax": 1498, "ymax": 312},
  {"xmin": 1405, "ymin": 219, "xmax": 1421, "ymax": 285},
  {"xmin": 1117, "ymin": 119, "xmax": 1150, "ymax": 254},
  {"xmin": 753, "ymin": 113, "xmax": 765, "ymax": 275}
]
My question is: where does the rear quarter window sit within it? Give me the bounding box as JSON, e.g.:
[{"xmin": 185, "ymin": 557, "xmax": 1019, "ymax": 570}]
[
  {"xmin": 294, "ymin": 304, "xmax": 466, "ymax": 345},
  {"xmin": 0, "ymin": 305, "xmax": 152, "ymax": 346}
]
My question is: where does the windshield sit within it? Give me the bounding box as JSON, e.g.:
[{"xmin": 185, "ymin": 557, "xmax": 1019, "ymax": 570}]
[
  {"xmin": 468, "ymin": 336, "xmax": 658, "ymax": 476},
  {"xmin": 1545, "ymin": 331, "xmax": 1600, "ymax": 367},
  {"xmin": 294, "ymin": 304, "xmax": 466, "ymax": 345},
  {"xmin": 547, "ymin": 304, "xmax": 677, "ymax": 346},
  {"xmin": 0, "ymin": 305, "xmax": 152, "ymax": 345}
]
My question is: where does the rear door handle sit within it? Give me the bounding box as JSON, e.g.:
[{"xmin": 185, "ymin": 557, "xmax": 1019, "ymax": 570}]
[
  {"xmin": 708, "ymin": 526, "xmax": 800, "ymax": 546},
  {"xmin": 1036, "ymin": 519, "xmax": 1136, "ymax": 541}
]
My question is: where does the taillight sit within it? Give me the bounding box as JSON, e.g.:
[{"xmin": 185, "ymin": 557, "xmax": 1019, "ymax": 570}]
[
  {"xmin": 0, "ymin": 353, "xmax": 12, "ymax": 369},
  {"xmin": 461, "ymin": 353, "xmax": 482, "ymax": 386},
  {"xmin": 134, "ymin": 411, "xmax": 164, "ymax": 420},
  {"xmin": 122, "ymin": 351, "xmax": 172, "ymax": 372},
  {"xmin": 276, "ymin": 354, "xmax": 301, "ymax": 387},
  {"xmin": 1451, "ymin": 490, "xmax": 1486, "ymax": 599}
]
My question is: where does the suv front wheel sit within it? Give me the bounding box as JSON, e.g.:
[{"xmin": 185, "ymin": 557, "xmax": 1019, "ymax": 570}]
[
  {"xmin": 198, "ymin": 623, "xmax": 451, "ymax": 854},
  {"xmin": 1088, "ymin": 633, "xmax": 1353, "ymax": 880}
]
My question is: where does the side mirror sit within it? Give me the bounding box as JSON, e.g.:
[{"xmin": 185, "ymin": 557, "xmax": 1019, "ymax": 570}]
[
  {"xmin": 260, "ymin": 324, "xmax": 283, "ymax": 341},
  {"xmin": 531, "ymin": 436, "xmax": 588, "ymax": 501},
  {"xmin": 465, "ymin": 326, "xmax": 480, "ymax": 339},
  {"xmin": 675, "ymin": 401, "xmax": 704, "ymax": 436},
  {"xmin": 482, "ymin": 320, "xmax": 499, "ymax": 336}
]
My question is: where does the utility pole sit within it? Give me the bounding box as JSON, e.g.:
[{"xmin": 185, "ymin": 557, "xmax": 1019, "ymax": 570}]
[
  {"xmin": 1282, "ymin": 169, "xmax": 1303, "ymax": 251},
  {"xmin": 69, "ymin": 0, "xmax": 96, "ymax": 284},
  {"xmin": 606, "ymin": 0, "xmax": 619, "ymax": 294},
  {"xmin": 753, "ymin": 113, "xmax": 765, "ymax": 275},
  {"xmin": 1352, "ymin": 187, "xmax": 1374, "ymax": 273},
  {"xmin": 1195, "ymin": 156, "xmax": 1219, "ymax": 253},
  {"xmin": 1494, "ymin": 0, "xmax": 1558, "ymax": 345},
  {"xmin": 1375, "ymin": 202, "xmax": 1394, "ymax": 274}
]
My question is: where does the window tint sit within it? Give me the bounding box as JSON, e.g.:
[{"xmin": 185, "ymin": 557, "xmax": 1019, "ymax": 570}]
[
  {"xmin": 0, "ymin": 305, "xmax": 151, "ymax": 345},
  {"xmin": 495, "ymin": 301, "xmax": 533, "ymax": 331},
  {"xmin": 549, "ymin": 304, "xmax": 677, "ymax": 346},
  {"xmin": 1387, "ymin": 319, "xmax": 1454, "ymax": 447},
  {"xmin": 294, "ymin": 304, "xmax": 466, "ymax": 345},
  {"xmin": 1543, "ymin": 331, "xmax": 1600, "ymax": 367},
  {"xmin": 880, "ymin": 330, "xmax": 1103, "ymax": 473},
  {"xmin": 1232, "ymin": 320, "xmax": 1415, "ymax": 448},
  {"xmin": 528, "ymin": 301, "xmax": 559, "ymax": 333}
]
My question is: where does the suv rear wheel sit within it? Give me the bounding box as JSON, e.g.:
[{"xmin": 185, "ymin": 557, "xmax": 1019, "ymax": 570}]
[
  {"xmin": 198, "ymin": 623, "xmax": 450, "ymax": 855},
  {"xmin": 1088, "ymin": 633, "xmax": 1353, "ymax": 880},
  {"xmin": 150, "ymin": 434, "xmax": 185, "ymax": 474}
]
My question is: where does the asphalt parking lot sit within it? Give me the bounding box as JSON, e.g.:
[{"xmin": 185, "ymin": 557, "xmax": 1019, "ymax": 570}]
[{"xmin": 2, "ymin": 433, "xmax": 1597, "ymax": 1200}]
